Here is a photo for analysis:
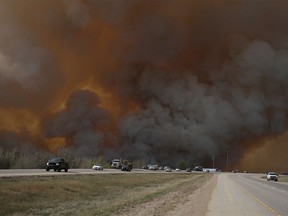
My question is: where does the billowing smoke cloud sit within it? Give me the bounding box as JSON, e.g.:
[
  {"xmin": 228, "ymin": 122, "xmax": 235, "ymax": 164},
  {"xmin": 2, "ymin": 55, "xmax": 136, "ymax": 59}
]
[
  {"xmin": 0, "ymin": 0, "xmax": 288, "ymax": 171},
  {"xmin": 43, "ymin": 90, "xmax": 110, "ymax": 156},
  {"xmin": 119, "ymin": 40, "xmax": 288, "ymax": 167}
]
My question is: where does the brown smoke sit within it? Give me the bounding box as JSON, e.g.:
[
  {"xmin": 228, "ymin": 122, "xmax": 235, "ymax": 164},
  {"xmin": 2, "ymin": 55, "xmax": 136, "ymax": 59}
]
[{"xmin": 1, "ymin": 0, "xmax": 288, "ymax": 171}]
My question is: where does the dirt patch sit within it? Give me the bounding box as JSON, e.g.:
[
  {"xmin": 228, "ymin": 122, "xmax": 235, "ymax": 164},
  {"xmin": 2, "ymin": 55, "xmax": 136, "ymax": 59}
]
[{"xmin": 116, "ymin": 174, "xmax": 218, "ymax": 216}]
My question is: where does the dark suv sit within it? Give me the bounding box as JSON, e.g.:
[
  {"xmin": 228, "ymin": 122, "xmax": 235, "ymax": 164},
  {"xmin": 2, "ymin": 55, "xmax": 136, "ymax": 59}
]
[{"xmin": 46, "ymin": 158, "xmax": 69, "ymax": 172}]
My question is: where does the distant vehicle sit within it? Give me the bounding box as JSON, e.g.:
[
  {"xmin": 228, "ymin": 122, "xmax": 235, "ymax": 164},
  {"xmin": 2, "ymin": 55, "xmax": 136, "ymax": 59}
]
[
  {"xmin": 267, "ymin": 172, "xmax": 278, "ymax": 181},
  {"xmin": 111, "ymin": 158, "xmax": 133, "ymax": 171},
  {"xmin": 165, "ymin": 167, "xmax": 172, "ymax": 172},
  {"xmin": 186, "ymin": 168, "xmax": 192, "ymax": 172},
  {"xmin": 92, "ymin": 164, "xmax": 103, "ymax": 170},
  {"xmin": 175, "ymin": 168, "xmax": 180, "ymax": 172},
  {"xmin": 111, "ymin": 159, "xmax": 122, "ymax": 169},
  {"xmin": 193, "ymin": 166, "xmax": 203, "ymax": 171},
  {"xmin": 46, "ymin": 158, "xmax": 69, "ymax": 172},
  {"xmin": 203, "ymin": 168, "xmax": 217, "ymax": 172},
  {"xmin": 121, "ymin": 164, "xmax": 132, "ymax": 172},
  {"xmin": 148, "ymin": 165, "xmax": 158, "ymax": 171}
]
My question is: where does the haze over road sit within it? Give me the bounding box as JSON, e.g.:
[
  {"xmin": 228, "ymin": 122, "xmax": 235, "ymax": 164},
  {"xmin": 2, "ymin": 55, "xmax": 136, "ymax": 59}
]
[{"xmin": 206, "ymin": 173, "xmax": 288, "ymax": 216}]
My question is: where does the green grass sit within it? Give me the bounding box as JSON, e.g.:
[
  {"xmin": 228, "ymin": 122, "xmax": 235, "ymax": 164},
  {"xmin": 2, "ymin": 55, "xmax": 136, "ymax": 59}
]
[{"xmin": 0, "ymin": 173, "xmax": 211, "ymax": 216}]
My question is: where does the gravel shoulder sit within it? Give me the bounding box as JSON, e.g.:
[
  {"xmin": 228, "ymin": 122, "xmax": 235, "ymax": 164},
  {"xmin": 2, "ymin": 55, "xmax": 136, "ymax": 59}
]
[{"xmin": 116, "ymin": 173, "xmax": 218, "ymax": 216}]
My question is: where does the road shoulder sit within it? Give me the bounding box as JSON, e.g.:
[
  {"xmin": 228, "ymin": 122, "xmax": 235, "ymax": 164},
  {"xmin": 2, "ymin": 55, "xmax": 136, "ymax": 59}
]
[{"xmin": 166, "ymin": 173, "xmax": 218, "ymax": 216}]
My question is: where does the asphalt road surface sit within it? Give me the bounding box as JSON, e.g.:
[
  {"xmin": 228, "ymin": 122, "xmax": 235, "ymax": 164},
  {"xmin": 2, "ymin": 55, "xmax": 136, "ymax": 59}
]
[
  {"xmin": 206, "ymin": 173, "xmax": 288, "ymax": 216},
  {"xmin": 0, "ymin": 168, "xmax": 166, "ymax": 177}
]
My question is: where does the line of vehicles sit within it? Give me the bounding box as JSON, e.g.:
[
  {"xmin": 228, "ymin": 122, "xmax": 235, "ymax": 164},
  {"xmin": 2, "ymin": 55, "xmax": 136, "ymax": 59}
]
[
  {"xmin": 45, "ymin": 158, "xmax": 133, "ymax": 172},
  {"xmin": 45, "ymin": 158, "xmax": 213, "ymax": 174},
  {"xmin": 44, "ymin": 158, "xmax": 281, "ymax": 183},
  {"xmin": 142, "ymin": 165, "xmax": 214, "ymax": 172}
]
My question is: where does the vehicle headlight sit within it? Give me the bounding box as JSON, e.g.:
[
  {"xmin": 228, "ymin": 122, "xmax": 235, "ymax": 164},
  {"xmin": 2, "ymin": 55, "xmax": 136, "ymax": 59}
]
[
  {"xmin": 46, "ymin": 162, "xmax": 49, "ymax": 165},
  {"xmin": 56, "ymin": 163, "xmax": 59, "ymax": 165}
]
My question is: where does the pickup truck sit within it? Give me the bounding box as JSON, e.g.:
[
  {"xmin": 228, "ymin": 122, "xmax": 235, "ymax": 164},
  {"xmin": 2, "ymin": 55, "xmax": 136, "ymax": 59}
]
[{"xmin": 46, "ymin": 158, "xmax": 69, "ymax": 172}]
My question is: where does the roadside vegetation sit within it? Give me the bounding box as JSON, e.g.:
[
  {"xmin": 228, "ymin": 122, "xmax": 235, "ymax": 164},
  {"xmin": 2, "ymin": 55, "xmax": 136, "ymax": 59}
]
[
  {"xmin": 0, "ymin": 146, "xmax": 193, "ymax": 170},
  {"xmin": 279, "ymin": 175, "xmax": 288, "ymax": 182},
  {"xmin": 0, "ymin": 173, "xmax": 212, "ymax": 216},
  {"xmin": 0, "ymin": 147, "xmax": 111, "ymax": 169}
]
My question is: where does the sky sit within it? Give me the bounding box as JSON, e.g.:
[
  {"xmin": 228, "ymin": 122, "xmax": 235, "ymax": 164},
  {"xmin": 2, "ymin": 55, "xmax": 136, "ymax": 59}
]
[{"xmin": 0, "ymin": 0, "xmax": 288, "ymax": 171}]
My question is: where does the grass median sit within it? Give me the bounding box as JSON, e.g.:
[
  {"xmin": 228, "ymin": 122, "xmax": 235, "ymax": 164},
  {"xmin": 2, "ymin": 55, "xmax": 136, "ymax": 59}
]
[{"xmin": 0, "ymin": 172, "xmax": 212, "ymax": 216}]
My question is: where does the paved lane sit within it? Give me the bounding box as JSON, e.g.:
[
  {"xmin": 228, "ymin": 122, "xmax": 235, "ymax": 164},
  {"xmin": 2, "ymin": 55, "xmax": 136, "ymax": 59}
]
[
  {"xmin": 0, "ymin": 168, "xmax": 138, "ymax": 177},
  {"xmin": 0, "ymin": 168, "xmax": 175, "ymax": 177},
  {"xmin": 206, "ymin": 173, "xmax": 288, "ymax": 216}
]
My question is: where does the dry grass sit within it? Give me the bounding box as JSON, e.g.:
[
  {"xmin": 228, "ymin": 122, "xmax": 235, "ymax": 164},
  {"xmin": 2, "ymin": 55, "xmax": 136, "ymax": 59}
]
[
  {"xmin": 0, "ymin": 173, "xmax": 212, "ymax": 216},
  {"xmin": 279, "ymin": 175, "xmax": 288, "ymax": 182}
]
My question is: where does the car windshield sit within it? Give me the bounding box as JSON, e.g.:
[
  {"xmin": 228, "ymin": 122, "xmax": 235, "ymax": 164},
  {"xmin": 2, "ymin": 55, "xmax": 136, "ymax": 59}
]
[
  {"xmin": 269, "ymin": 172, "xmax": 277, "ymax": 175},
  {"xmin": 50, "ymin": 158, "xmax": 61, "ymax": 163}
]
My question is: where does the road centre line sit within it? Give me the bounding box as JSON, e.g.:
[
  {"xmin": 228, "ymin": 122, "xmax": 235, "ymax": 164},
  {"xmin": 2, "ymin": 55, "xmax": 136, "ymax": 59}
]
[{"xmin": 238, "ymin": 184, "xmax": 282, "ymax": 216}]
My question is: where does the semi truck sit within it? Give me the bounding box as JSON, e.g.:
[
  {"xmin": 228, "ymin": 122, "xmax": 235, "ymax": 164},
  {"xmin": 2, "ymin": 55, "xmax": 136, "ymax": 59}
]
[{"xmin": 111, "ymin": 158, "xmax": 133, "ymax": 171}]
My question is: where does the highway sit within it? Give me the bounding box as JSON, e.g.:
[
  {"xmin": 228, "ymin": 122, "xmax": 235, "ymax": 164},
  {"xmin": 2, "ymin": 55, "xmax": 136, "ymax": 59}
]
[
  {"xmin": 0, "ymin": 168, "xmax": 146, "ymax": 177},
  {"xmin": 206, "ymin": 173, "xmax": 288, "ymax": 216},
  {"xmin": 0, "ymin": 168, "xmax": 171, "ymax": 177}
]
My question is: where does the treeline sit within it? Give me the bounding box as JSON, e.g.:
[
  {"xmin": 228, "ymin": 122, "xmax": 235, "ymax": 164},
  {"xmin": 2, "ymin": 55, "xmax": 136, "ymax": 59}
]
[
  {"xmin": 0, "ymin": 146, "xmax": 195, "ymax": 170},
  {"xmin": 0, "ymin": 146, "xmax": 110, "ymax": 169}
]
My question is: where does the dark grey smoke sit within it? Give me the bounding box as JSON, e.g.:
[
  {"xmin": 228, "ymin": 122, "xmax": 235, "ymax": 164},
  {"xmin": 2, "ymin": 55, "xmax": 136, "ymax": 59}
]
[
  {"xmin": 43, "ymin": 90, "xmax": 110, "ymax": 156},
  {"xmin": 117, "ymin": 40, "xmax": 288, "ymax": 166},
  {"xmin": 0, "ymin": 1, "xmax": 288, "ymax": 169}
]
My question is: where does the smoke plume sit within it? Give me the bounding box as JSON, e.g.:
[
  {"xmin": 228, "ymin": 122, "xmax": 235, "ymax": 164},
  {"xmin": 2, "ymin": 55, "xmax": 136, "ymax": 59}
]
[{"xmin": 1, "ymin": 0, "xmax": 288, "ymax": 171}]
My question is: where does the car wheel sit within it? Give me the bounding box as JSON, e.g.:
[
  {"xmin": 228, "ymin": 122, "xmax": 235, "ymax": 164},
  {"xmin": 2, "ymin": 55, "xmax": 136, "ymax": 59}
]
[
  {"xmin": 46, "ymin": 168, "xmax": 50, "ymax": 171},
  {"xmin": 65, "ymin": 168, "xmax": 68, "ymax": 172},
  {"xmin": 54, "ymin": 169, "xmax": 57, "ymax": 171},
  {"xmin": 58, "ymin": 169, "xmax": 61, "ymax": 172}
]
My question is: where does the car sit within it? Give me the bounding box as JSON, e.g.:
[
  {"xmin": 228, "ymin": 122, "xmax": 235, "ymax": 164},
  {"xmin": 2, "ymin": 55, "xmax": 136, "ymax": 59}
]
[
  {"xmin": 148, "ymin": 165, "xmax": 158, "ymax": 170},
  {"xmin": 92, "ymin": 164, "xmax": 104, "ymax": 170},
  {"xmin": 267, "ymin": 172, "xmax": 278, "ymax": 181},
  {"xmin": 175, "ymin": 168, "xmax": 180, "ymax": 172},
  {"xmin": 165, "ymin": 167, "xmax": 172, "ymax": 172},
  {"xmin": 186, "ymin": 168, "xmax": 192, "ymax": 172},
  {"xmin": 46, "ymin": 158, "xmax": 69, "ymax": 172},
  {"xmin": 193, "ymin": 166, "xmax": 203, "ymax": 171},
  {"xmin": 121, "ymin": 164, "xmax": 132, "ymax": 172}
]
